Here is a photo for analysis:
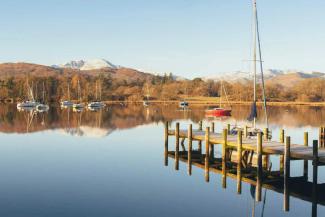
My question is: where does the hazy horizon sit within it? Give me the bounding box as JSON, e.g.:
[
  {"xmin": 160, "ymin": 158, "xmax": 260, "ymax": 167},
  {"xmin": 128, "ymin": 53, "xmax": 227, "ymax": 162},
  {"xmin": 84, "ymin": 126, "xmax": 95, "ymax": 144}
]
[{"xmin": 0, "ymin": 0, "xmax": 324, "ymax": 78}]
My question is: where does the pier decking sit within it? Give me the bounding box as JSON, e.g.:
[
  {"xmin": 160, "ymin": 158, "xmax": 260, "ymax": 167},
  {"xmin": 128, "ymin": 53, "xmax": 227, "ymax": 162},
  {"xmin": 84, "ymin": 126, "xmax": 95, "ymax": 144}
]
[{"xmin": 163, "ymin": 121, "xmax": 325, "ymax": 215}]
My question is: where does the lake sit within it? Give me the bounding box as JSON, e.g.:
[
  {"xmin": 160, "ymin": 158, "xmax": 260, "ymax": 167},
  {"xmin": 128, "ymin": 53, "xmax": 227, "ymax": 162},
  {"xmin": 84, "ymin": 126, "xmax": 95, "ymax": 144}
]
[{"xmin": 0, "ymin": 104, "xmax": 324, "ymax": 217}]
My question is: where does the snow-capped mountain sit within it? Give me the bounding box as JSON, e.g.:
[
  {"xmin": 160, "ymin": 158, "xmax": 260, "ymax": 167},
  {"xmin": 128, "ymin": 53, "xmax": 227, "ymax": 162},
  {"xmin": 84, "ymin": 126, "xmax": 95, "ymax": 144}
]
[
  {"xmin": 204, "ymin": 69, "xmax": 325, "ymax": 82},
  {"xmin": 55, "ymin": 58, "xmax": 118, "ymax": 70}
]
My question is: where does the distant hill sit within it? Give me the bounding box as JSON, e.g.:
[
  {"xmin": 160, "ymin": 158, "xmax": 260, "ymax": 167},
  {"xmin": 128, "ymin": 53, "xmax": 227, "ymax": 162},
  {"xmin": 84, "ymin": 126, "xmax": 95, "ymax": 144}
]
[
  {"xmin": 0, "ymin": 62, "xmax": 154, "ymax": 83},
  {"xmin": 204, "ymin": 69, "xmax": 325, "ymax": 87}
]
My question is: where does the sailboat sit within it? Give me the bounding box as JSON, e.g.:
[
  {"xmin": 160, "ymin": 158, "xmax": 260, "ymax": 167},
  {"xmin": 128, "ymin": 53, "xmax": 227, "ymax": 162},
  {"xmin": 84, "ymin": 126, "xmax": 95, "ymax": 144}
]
[
  {"xmin": 61, "ymin": 82, "xmax": 73, "ymax": 108},
  {"xmin": 17, "ymin": 78, "xmax": 39, "ymax": 110},
  {"xmin": 179, "ymin": 87, "xmax": 189, "ymax": 109},
  {"xmin": 205, "ymin": 81, "xmax": 232, "ymax": 117},
  {"xmin": 247, "ymin": 0, "xmax": 268, "ymax": 133},
  {"xmin": 36, "ymin": 82, "xmax": 49, "ymax": 112},
  {"xmin": 143, "ymin": 83, "xmax": 150, "ymax": 107},
  {"xmin": 73, "ymin": 79, "xmax": 85, "ymax": 111},
  {"xmin": 87, "ymin": 80, "xmax": 106, "ymax": 110}
]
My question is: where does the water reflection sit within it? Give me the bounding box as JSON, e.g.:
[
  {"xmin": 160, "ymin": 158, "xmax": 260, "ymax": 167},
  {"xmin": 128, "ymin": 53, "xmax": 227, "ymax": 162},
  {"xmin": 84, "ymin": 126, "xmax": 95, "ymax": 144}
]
[
  {"xmin": 2, "ymin": 104, "xmax": 325, "ymax": 136},
  {"xmin": 164, "ymin": 132, "xmax": 323, "ymax": 217}
]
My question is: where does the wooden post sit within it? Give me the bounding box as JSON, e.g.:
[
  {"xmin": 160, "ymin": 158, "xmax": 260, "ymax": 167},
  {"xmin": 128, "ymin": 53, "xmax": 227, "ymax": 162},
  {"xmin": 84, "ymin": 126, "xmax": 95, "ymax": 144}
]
[
  {"xmin": 312, "ymin": 140, "xmax": 318, "ymax": 217},
  {"xmin": 280, "ymin": 129, "xmax": 285, "ymax": 173},
  {"xmin": 222, "ymin": 128, "xmax": 227, "ymax": 188},
  {"xmin": 227, "ymin": 124, "xmax": 230, "ymax": 135},
  {"xmin": 263, "ymin": 128, "xmax": 269, "ymax": 168},
  {"xmin": 264, "ymin": 128, "xmax": 269, "ymax": 141},
  {"xmin": 244, "ymin": 125, "xmax": 248, "ymax": 138},
  {"xmin": 198, "ymin": 121, "xmax": 202, "ymax": 154},
  {"xmin": 205, "ymin": 127, "xmax": 210, "ymax": 182},
  {"xmin": 211, "ymin": 122, "xmax": 215, "ymax": 133},
  {"xmin": 284, "ymin": 136, "xmax": 291, "ymax": 211},
  {"xmin": 237, "ymin": 130, "xmax": 242, "ymax": 194},
  {"xmin": 209, "ymin": 122, "xmax": 215, "ymax": 159},
  {"xmin": 164, "ymin": 121, "xmax": 169, "ymax": 166},
  {"xmin": 304, "ymin": 132, "xmax": 308, "ymax": 179},
  {"xmin": 175, "ymin": 122, "xmax": 180, "ymax": 171},
  {"xmin": 199, "ymin": 121, "xmax": 203, "ymax": 131},
  {"xmin": 256, "ymin": 132, "xmax": 262, "ymax": 202},
  {"xmin": 188, "ymin": 124, "xmax": 193, "ymax": 175}
]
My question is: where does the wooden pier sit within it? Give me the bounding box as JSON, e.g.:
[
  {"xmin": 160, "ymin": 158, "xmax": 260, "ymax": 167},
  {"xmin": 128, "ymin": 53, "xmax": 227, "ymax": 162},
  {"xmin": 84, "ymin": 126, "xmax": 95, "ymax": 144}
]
[{"xmin": 164, "ymin": 121, "xmax": 325, "ymax": 216}]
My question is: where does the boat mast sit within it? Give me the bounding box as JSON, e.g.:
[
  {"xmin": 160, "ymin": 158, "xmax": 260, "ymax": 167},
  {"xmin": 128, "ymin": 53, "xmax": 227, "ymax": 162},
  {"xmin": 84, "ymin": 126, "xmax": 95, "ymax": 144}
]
[
  {"xmin": 252, "ymin": 0, "xmax": 257, "ymax": 129},
  {"xmin": 42, "ymin": 81, "xmax": 45, "ymax": 103},
  {"xmin": 219, "ymin": 81, "xmax": 222, "ymax": 108},
  {"xmin": 67, "ymin": 83, "xmax": 71, "ymax": 101},
  {"xmin": 255, "ymin": 0, "xmax": 269, "ymax": 127},
  {"xmin": 95, "ymin": 80, "xmax": 98, "ymax": 101},
  {"xmin": 78, "ymin": 79, "xmax": 81, "ymax": 102}
]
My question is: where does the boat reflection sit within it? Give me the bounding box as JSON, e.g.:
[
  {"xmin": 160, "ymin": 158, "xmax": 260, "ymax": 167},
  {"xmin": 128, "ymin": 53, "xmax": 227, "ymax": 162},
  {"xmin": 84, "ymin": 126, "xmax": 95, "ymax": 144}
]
[{"xmin": 2, "ymin": 104, "xmax": 325, "ymax": 137}]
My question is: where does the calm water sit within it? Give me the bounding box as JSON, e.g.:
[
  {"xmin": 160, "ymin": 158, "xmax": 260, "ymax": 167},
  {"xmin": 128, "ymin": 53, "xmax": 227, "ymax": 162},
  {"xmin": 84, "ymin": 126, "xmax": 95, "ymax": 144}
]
[{"xmin": 0, "ymin": 104, "xmax": 324, "ymax": 217}]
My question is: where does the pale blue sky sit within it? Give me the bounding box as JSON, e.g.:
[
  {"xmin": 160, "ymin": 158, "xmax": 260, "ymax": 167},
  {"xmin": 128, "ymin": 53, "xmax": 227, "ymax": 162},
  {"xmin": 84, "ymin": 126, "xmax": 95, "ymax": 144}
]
[{"xmin": 0, "ymin": 0, "xmax": 324, "ymax": 78}]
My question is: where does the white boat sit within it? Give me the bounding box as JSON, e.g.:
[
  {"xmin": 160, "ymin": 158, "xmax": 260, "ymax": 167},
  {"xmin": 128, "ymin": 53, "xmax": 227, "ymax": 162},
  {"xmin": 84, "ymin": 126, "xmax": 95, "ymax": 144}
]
[
  {"xmin": 61, "ymin": 100, "xmax": 74, "ymax": 108},
  {"xmin": 143, "ymin": 101, "xmax": 149, "ymax": 107},
  {"xmin": 73, "ymin": 79, "xmax": 85, "ymax": 111},
  {"xmin": 36, "ymin": 82, "xmax": 49, "ymax": 112},
  {"xmin": 87, "ymin": 81, "xmax": 105, "ymax": 109},
  {"xmin": 87, "ymin": 101, "xmax": 105, "ymax": 108},
  {"xmin": 60, "ymin": 83, "xmax": 73, "ymax": 108},
  {"xmin": 179, "ymin": 101, "xmax": 189, "ymax": 108},
  {"xmin": 36, "ymin": 104, "xmax": 49, "ymax": 112},
  {"xmin": 17, "ymin": 100, "xmax": 39, "ymax": 109},
  {"xmin": 17, "ymin": 79, "xmax": 40, "ymax": 110}
]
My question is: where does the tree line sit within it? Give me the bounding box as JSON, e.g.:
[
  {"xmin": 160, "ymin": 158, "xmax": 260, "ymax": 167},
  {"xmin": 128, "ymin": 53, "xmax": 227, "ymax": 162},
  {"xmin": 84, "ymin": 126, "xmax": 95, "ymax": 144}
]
[{"xmin": 0, "ymin": 73, "xmax": 324, "ymax": 102}]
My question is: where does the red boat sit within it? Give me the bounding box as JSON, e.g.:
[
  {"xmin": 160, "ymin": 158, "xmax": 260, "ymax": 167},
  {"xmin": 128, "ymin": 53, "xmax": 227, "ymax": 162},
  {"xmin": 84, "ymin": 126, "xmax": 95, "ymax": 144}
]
[{"xmin": 205, "ymin": 108, "xmax": 232, "ymax": 117}]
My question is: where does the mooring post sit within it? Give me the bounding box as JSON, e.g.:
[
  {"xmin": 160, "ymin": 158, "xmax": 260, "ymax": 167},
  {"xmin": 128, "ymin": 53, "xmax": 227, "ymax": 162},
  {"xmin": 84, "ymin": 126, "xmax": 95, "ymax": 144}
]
[
  {"xmin": 205, "ymin": 127, "xmax": 210, "ymax": 182},
  {"xmin": 188, "ymin": 124, "xmax": 193, "ymax": 176},
  {"xmin": 312, "ymin": 140, "xmax": 318, "ymax": 217},
  {"xmin": 244, "ymin": 125, "xmax": 248, "ymax": 138},
  {"xmin": 227, "ymin": 124, "xmax": 231, "ymax": 135},
  {"xmin": 256, "ymin": 132, "xmax": 262, "ymax": 202},
  {"xmin": 284, "ymin": 136, "xmax": 291, "ymax": 212},
  {"xmin": 280, "ymin": 129, "xmax": 285, "ymax": 173},
  {"xmin": 175, "ymin": 122, "xmax": 180, "ymax": 171},
  {"xmin": 210, "ymin": 122, "xmax": 215, "ymax": 160},
  {"xmin": 237, "ymin": 130, "xmax": 243, "ymax": 194},
  {"xmin": 198, "ymin": 121, "xmax": 203, "ymax": 154},
  {"xmin": 264, "ymin": 128, "xmax": 269, "ymax": 141},
  {"xmin": 304, "ymin": 132, "xmax": 308, "ymax": 179},
  {"xmin": 211, "ymin": 122, "xmax": 215, "ymax": 133},
  {"xmin": 222, "ymin": 128, "xmax": 228, "ymax": 188},
  {"xmin": 164, "ymin": 121, "xmax": 169, "ymax": 166},
  {"xmin": 263, "ymin": 128, "xmax": 269, "ymax": 168}
]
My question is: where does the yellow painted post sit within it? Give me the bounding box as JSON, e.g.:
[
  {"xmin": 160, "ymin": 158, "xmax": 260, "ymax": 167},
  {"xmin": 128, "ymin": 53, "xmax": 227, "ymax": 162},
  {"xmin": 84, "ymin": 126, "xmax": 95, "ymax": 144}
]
[
  {"xmin": 304, "ymin": 132, "xmax": 308, "ymax": 179},
  {"xmin": 280, "ymin": 129, "xmax": 285, "ymax": 173},
  {"xmin": 244, "ymin": 125, "xmax": 248, "ymax": 138}
]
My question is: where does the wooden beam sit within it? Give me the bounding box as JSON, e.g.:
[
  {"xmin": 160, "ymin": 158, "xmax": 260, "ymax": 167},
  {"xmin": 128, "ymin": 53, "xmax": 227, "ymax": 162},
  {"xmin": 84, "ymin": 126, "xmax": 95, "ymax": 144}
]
[
  {"xmin": 175, "ymin": 122, "xmax": 180, "ymax": 171},
  {"xmin": 284, "ymin": 136, "xmax": 291, "ymax": 212}
]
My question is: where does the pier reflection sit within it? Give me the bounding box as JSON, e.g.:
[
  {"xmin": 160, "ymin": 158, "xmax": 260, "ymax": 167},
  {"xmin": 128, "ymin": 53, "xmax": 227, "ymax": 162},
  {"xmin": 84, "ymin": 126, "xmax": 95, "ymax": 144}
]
[{"xmin": 164, "ymin": 130, "xmax": 323, "ymax": 217}]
